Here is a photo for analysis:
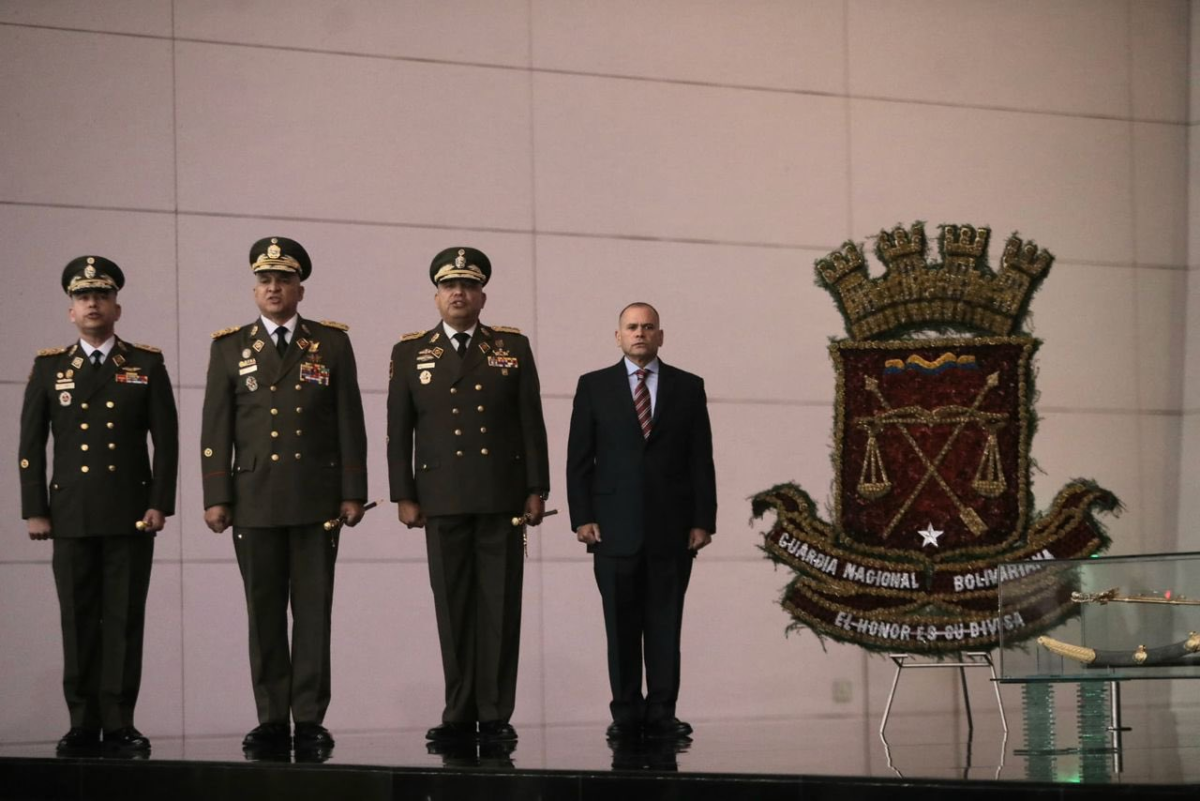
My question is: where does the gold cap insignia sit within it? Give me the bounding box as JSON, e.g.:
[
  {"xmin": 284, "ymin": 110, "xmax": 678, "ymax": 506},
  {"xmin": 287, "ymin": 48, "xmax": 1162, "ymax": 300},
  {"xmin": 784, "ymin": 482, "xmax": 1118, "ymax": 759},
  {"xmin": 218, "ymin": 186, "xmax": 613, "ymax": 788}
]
[{"xmin": 84, "ymin": 264, "xmax": 96, "ymax": 279}]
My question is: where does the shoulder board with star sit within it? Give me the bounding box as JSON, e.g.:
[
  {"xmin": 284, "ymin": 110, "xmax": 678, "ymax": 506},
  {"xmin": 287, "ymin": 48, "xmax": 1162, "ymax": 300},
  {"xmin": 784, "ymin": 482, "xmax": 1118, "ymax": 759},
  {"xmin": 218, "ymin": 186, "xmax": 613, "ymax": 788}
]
[
  {"xmin": 211, "ymin": 325, "xmax": 241, "ymax": 339},
  {"xmin": 399, "ymin": 330, "xmax": 427, "ymax": 342},
  {"xmin": 318, "ymin": 319, "xmax": 350, "ymax": 331},
  {"xmin": 36, "ymin": 346, "xmax": 68, "ymax": 358},
  {"xmin": 490, "ymin": 325, "xmax": 522, "ymax": 334},
  {"xmin": 130, "ymin": 342, "xmax": 162, "ymax": 353}
]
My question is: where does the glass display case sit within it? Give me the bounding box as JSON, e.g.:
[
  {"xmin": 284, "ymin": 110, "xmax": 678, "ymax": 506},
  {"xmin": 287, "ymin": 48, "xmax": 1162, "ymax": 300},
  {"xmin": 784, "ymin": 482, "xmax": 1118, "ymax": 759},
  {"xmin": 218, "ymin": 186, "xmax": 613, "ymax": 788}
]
[{"xmin": 997, "ymin": 551, "xmax": 1200, "ymax": 681}]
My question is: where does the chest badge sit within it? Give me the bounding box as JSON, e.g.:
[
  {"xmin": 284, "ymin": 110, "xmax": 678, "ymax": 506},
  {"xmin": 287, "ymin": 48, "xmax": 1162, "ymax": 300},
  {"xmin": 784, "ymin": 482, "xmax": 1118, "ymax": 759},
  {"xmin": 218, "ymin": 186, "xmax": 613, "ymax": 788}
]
[
  {"xmin": 245, "ymin": 376, "xmax": 259, "ymax": 392},
  {"xmin": 419, "ymin": 370, "xmax": 432, "ymax": 385},
  {"xmin": 59, "ymin": 391, "xmax": 72, "ymax": 406}
]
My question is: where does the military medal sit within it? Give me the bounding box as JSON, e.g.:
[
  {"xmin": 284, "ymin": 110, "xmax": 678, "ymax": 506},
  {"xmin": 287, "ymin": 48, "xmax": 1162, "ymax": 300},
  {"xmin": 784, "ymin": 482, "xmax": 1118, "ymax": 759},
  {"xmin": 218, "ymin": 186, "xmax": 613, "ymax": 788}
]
[
  {"xmin": 242, "ymin": 348, "xmax": 251, "ymax": 359},
  {"xmin": 245, "ymin": 376, "xmax": 258, "ymax": 391},
  {"xmin": 59, "ymin": 391, "xmax": 72, "ymax": 406},
  {"xmin": 300, "ymin": 362, "xmax": 331, "ymax": 386},
  {"xmin": 419, "ymin": 370, "xmax": 432, "ymax": 385}
]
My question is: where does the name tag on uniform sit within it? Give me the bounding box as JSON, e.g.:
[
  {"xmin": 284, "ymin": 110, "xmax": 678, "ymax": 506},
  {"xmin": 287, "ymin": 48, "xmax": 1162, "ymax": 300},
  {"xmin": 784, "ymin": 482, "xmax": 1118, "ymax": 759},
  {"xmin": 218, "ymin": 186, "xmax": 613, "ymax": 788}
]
[
  {"xmin": 300, "ymin": 362, "xmax": 330, "ymax": 386},
  {"xmin": 239, "ymin": 364, "xmax": 258, "ymax": 376},
  {"xmin": 417, "ymin": 362, "xmax": 435, "ymax": 370}
]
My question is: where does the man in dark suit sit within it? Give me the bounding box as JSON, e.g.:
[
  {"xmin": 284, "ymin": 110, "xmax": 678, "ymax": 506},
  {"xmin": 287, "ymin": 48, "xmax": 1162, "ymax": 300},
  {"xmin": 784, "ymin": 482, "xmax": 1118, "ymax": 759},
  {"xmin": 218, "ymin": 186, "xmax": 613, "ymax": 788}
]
[
  {"xmin": 201, "ymin": 237, "xmax": 367, "ymax": 756},
  {"xmin": 566, "ymin": 302, "xmax": 716, "ymax": 741},
  {"xmin": 387, "ymin": 247, "xmax": 550, "ymax": 744},
  {"xmin": 19, "ymin": 257, "xmax": 178, "ymax": 754}
]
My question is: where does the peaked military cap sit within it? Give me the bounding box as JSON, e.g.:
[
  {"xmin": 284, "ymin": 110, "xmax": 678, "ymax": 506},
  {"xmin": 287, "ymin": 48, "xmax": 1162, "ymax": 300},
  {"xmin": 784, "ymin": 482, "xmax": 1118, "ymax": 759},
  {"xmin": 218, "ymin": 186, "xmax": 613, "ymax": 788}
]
[
  {"xmin": 430, "ymin": 247, "xmax": 490, "ymax": 286},
  {"xmin": 61, "ymin": 256, "xmax": 124, "ymax": 295},
  {"xmin": 249, "ymin": 236, "xmax": 312, "ymax": 280}
]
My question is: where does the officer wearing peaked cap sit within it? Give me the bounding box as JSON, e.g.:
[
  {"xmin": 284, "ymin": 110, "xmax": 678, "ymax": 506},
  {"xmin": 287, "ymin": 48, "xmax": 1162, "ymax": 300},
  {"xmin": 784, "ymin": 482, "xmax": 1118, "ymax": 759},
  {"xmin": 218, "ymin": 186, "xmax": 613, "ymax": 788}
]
[
  {"xmin": 388, "ymin": 247, "xmax": 550, "ymax": 744},
  {"xmin": 19, "ymin": 257, "xmax": 178, "ymax": 754},
  {"xmin": 200, "ymin": 237, "xmax": 367, "ymax": 755}
]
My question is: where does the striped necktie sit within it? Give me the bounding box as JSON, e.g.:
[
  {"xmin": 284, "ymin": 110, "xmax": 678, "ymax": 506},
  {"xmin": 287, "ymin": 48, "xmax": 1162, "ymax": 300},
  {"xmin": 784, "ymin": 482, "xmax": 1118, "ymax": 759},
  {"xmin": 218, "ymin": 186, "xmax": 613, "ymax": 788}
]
[{"xmin": 634, "ymin": 368, "xmax": 652, "ymax": 439}]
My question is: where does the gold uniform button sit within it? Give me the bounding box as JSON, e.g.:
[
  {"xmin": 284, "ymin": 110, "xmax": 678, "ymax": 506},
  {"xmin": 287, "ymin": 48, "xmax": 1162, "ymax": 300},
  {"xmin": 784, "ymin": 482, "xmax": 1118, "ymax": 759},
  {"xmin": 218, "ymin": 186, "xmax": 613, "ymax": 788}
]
[
  {"xmin": 295, "ymin": 384, "xmax": 302, "ymax": 391},
  {"xmin": 450, "ymin": 388, "xmax": 458, "ymax": 395},
  {"xmin": 80, "ymin": 444, "xmax": 89, "ymax": 452},
  {"xmin": 296, "ymin": 429, "xmax": 303, "ymax": 436},
  {"xmin": 20, "ymin": 459, "xmax": 29, "ymax": 469},
  {"xmin": 204, "ymin": 448, "xmax": 213, "ymax": 457},
  {"xmin": 271, "ymin": 408, "xmax": 279, "ymax": 416},
  {"xmin": 477, "ymin": 405, "xmax": 485, "ymax": 412},
  {"xmin": 81, "ymin": 403, "xmax": 89, "ymax": 410},
  {"xmin": 455, "ymin": 450, "xmax": 463, "ymax": 457},
  {"xmin": 481, "ymin": 448, "xmax": 489, "ymax": 456},
  {"xmin": 108, "ymin": 465, "xmax": 116, "ymax": 472},
  {"xmin": 480, "ymin": 427, "xmax": 487, "ymax": 434},
  {"xmin": 271, "ymin": 454, "xmax": 280, "ymax": 462},
  {"xmin": 108, "ymin": 443, "xmax": 116, "ymax": 450},
  {"xmin": 80, "ymin": 423, "xmax": 89, "ymax": 430},
  {"xmin": 270, "ymin": 385, "xmax": 277, "ymax": 392},
  {"xmin": 475, "ymin": 384, "xmax": 482, "ymax": 391},
  {"xmin": 107, "ymin": 422, "xmax": 115, "ymax": 429},
  {"xmin": 451, "ymin": 408, "xmax": 460, "ymax": 415},
  {"xmin": 296, "ymin": 407, "xmax": 303, "ymax": 413},
  {"xmin": 454, "ymin": 429, "xmax": 462, "ymax": 436},
  {"xmin": 271, "ymin": 431, "xmax": 279, "ymax": 438},
  {"xmin": 294, "ymin": 453, "xmax": 302, "ymax": 460},
  {"xmin": 106, "ymin": 401, "xmax": 115, "ymax": 408},
  {"xmin": 81, "ymin": 466, "xmax": 89, "ymax": 473}
]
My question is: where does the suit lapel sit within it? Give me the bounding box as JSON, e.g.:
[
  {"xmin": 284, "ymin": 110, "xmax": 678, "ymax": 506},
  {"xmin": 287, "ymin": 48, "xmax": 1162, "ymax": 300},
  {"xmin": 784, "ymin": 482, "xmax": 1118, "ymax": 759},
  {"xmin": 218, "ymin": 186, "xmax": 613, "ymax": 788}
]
[
  {"xmin": 647, "ymin": 360, "xmax": 671, "ymax": 442},
  {"xmin": 276, "ymin": 317, "xmax": 313, "ymax": 380},
  {"xmin": 608, "ymin": 360, "xmax": 642, "ymax": 436},
  {"xmin": 78, "ymin": 339, "xmax": 122, "ymax": 402},
  {"xmin": 452, "ymin": 323, "xmax": 488, "ymax": 384}
]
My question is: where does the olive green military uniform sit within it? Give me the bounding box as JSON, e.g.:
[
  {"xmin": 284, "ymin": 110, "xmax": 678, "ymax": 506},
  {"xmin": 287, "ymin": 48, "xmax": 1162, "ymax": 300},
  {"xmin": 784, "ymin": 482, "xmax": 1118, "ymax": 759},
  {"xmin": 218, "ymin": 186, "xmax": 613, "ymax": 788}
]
[
  {"xmin": 20, "ymin": 338, "xmax": 178, "ymax": 731},
  {"xmin": 201, "ymin": 316, "xmax": 367, "ymax": 727},
  {"xmin": 387, "ymin": 322, "xmax": 549, "ymax": 725}
]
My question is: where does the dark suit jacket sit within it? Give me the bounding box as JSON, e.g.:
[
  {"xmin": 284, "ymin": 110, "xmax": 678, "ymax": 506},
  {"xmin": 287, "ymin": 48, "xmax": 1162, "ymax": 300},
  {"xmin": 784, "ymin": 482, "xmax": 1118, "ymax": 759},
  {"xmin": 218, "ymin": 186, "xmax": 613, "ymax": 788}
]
[
  {"xmin": 566, "ymin": 359, "xmax": 717, "ymax": 557},
  {"xmin": 201, "ymin": 316, "xmax": 367, "ymax": 527},
  {"xmin": 387, "ymin": 322, "xmax": 549, "ymax": 517},
  {"xmin": 19, "ymin": 338, "xmax": 178, "ymax": 536}
]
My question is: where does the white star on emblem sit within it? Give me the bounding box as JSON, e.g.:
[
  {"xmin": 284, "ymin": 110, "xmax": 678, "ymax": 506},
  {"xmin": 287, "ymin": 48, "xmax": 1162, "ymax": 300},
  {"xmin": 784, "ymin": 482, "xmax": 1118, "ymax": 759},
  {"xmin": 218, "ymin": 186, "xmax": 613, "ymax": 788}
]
[{"xmin": 917, "ymin": 524, "xmax": 944, "ymax": 548}]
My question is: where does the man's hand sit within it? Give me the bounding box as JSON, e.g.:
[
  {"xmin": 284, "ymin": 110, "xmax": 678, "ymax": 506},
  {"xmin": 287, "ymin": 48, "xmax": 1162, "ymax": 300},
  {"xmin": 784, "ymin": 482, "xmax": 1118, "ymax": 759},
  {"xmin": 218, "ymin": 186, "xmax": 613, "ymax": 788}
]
[
  {"xmin": 140, "ymin": 509, "xmax": 166, "ymax": 533},
  {"xmin": 340, "ymin": 500, "xmax": 365, "ymax": 527},
  {"xmin": 576, "ymin": 522, "xmax": 601, "ymax": 545},
  {"xmin": 688, "ymin": 528, "xmax": 712, "ymax": 552},
  {"xmin": 204, "ymin": 505, "xmax": 232, "ymax": 533},
  {"xmin": 27, "ymin": 516, "xmax": 52, "ymax": 541},
  {"xmin": 397, "ymin": 499, "xmax": 426, "ymax": 529},
  {"xmin": 523, "ymin": 494, "xmax": 545, "ymax": 526}
]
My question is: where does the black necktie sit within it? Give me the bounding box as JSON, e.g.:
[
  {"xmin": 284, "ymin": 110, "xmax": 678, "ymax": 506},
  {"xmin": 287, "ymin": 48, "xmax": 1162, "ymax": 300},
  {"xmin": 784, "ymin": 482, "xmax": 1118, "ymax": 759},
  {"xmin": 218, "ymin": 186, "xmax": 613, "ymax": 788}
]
[
  {"xmin": 91, "ymin": 351, "xmax": 103, "ymax": 368},
  {"xmin": 275, "ymin": 326, "xmax": 288, "ymax": 355},
  {"xmin": 454, "ymin": 332, "xmax": 469, "ymax": 358}
]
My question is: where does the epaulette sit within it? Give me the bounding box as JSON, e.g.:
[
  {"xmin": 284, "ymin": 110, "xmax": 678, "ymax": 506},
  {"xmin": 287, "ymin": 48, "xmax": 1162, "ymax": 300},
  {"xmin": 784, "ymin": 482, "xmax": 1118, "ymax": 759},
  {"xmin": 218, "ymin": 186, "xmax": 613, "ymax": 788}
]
[
  {"xmin": 36, "ymin": 346, "xmax": 68, "ymax": 358},
  {"xmin": 318, "ymin": 319, "xmax": 350, "ymax": 331},
  {"xmin": 490, "ymin": 325, "xmax": 522, "ymax": 335},
  {"xmin": 211, "ymin": 326, "xmax": 241, "ymax": 339},
  {"xmin": 130, "ymin": 342, "xmax": 162, "ymax": 353},
  {"xmin": 399, "ymin": 330, "xmax": 427, "ymax": 342}
]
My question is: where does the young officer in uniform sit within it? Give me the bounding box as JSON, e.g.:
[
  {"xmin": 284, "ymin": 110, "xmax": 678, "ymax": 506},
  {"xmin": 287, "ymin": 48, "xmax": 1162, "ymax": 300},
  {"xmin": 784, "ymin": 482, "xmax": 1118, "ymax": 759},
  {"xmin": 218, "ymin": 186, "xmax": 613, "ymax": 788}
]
[
  {"xmin": 387, "ymin": 247, "xmax": 549, "ymax": 744},
  {"xmin": 200, "ymin": 237, "xmax": 367, "ymax": 756},
  {"xmin": 19, "ymin": 257, "xmax": 178, "ymax": 754}
]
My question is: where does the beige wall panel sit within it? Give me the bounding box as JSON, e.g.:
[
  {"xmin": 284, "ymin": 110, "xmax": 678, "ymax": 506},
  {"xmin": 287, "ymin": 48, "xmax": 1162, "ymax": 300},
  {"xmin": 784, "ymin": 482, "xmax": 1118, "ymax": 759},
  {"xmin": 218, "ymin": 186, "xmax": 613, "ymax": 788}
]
[
  {"xmin": 533, "ymin": 236, "xmax": 842, "ymax": 400},
  {"xmin": 2, "ymin": 385, "xmax": 45, "ymax": 563},
  {"xmin": 0, "ymin": 27, "xmax": 174, "ymax": 210},
  {"xmin": 1177, "ymin": 416, "xmax": 1200, "ymax": 551},
  {"xmin": 1134, "ymin": 268, "xmax": 1188, "ymax": 412},
  {"xmin": 174, "ymin": 215, "xmax": 536, "ymax": 391},
  {"xmin": 0, "ymin": 562, "xmax": 184, "ymax": 743},
  {"xmin": 1131, "ymin": 0, "xmax": 1190, "ymax": 122},
  {"xmin": 0, "ymin": 0, "xmax": 172, "ymax": 36},
  {"xmin": 1193, "ymin": 1, "xmax": 1200, "ymax": 124},
  {"xmin": 1031, "ymin": 411, "xmax": 1151, "ymax": 556},
  {"xmin": 850, "ymin": 100, "xmax": 1133, "ymax": 266},
  {"xmin": 1186, "ymin": 269, "xmax": 1200, "ymax": 409},
  {"xmin": 1133, "ymin": 416, "xmax": 1182, "ymax": 553},
  {"xmin": 848, "ymin": 0, "xmax": 1130, "ymax": 117},
  {"xmin": 539, "ymin": 563, "xmax": 607, "ymax": 723},
  {"xmin": 1191, "ymin": 130, "xmax": 1200, "ymax": 264},
  {"xmin": 174, "ymin": 0, "xmax": 530, "ymax": 67},
  {"xmin": 531, "ymin": 0, "xmax": 845, "ymax": 93},
  {"xmin": 0, "ymin": 564, "xmax": 66, "ymax": 742},
  {"xmin": 1134, "ymin": 123, "xmax": 1188, "ymax": 267},
  {"xmin": 533, "ymin": 74, "xmax": 848, "ymax": 246},
  {"xmin": 864, "ymin": 651, "xmax": 969, "ymax": 719},
  {"xmin": 176, "ymin": 387, "xmax": 225, "ymax": 563},
  {"xmin": 175, "ymin": 42, "xmax": 533, "ymax": 229},
  {"xmin": 180, "ymin": 562, "xmax": 253, "ymax": 735}
]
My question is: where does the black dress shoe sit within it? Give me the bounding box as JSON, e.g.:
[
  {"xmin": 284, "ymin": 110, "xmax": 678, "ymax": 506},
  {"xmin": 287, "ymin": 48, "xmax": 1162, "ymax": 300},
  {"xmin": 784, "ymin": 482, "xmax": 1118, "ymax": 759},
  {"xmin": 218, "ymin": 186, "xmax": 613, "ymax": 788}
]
[
  {"xmin": 643, "ymin": 717, "xmax": 692, "ymax": 740},
  {"xmin": 605, "ymin": 722, "xmax": 642, "ymax": 741},
  {"xmin": 426, "ymin": 721, "xmax": 476, "ymax": 742},
  {"xmin": 477, "ymin": 721, "xmax": 518, "ymax": 742},
  {"xmin": 242, "ymin": 722, "xmax": 291, "ymax": 752},
  {"xmin": 56, "ymin": 727, "xmax": 100, "ymax": 754},
  {"xmin": 103, "ymin": 727, "xmax": 151, "ymax": 753},
  {"xmin": 294, "ymin": 722, "xmax": 335, "ymax": 749}
]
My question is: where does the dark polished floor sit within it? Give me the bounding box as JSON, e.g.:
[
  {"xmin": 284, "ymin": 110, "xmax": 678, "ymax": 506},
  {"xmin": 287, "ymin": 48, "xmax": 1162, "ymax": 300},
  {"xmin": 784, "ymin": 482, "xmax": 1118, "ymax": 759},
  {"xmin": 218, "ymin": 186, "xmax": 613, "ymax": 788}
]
[{"xmin": 1, "ymin": 708, "xmax": 1197, "ymax": 800}]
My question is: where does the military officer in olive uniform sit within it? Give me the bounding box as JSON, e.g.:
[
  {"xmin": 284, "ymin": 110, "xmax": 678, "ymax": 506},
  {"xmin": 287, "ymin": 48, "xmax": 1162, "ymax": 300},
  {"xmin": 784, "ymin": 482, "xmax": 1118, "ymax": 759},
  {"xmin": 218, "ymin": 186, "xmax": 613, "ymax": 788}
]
[
  {"xmin": 201, "ymin": 237, "xmax": 367, "ymax": 755},
  {"xmin": 387, "ymin": 247, "xmax": 549, "ymax": 744},
  {"xmin": 19, "ymin": 257, "xmax": 178, "ymax": 754}
]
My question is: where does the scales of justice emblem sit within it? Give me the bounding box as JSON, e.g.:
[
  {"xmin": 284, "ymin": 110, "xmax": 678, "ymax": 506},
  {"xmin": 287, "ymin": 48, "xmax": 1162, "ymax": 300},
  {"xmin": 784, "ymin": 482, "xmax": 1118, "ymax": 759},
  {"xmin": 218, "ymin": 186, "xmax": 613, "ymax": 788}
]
[{"xmin": 754, "ymin": 222, "xmax": 1120, "ymax": 654}]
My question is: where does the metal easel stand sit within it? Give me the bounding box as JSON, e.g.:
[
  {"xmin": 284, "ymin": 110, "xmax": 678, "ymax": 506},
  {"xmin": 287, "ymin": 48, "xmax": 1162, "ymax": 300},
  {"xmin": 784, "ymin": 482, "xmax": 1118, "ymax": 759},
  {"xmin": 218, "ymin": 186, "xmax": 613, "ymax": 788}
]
[{"xmin": 879, "ymin": 651, "xmax": 1008, "ymax": 738}]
